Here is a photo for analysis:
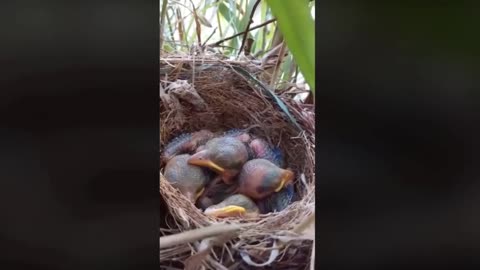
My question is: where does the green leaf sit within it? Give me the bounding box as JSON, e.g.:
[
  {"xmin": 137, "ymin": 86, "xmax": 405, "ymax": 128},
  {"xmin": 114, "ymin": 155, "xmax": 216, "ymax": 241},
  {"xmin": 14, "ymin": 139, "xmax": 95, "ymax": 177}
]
[
  {"xmin": 266, "ymin": 0, "xmax": 315, "ymax": 95},
  {"xmin": 218, "ymin": 2, "xmax": 236, "ymax": 32}
]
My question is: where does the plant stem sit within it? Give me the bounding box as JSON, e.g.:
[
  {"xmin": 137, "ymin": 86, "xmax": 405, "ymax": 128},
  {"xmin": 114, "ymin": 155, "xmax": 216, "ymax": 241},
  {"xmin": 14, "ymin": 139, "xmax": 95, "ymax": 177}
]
[{"xmin": 160, "ymin": 0, "xmax": 169, "ymax": 50}]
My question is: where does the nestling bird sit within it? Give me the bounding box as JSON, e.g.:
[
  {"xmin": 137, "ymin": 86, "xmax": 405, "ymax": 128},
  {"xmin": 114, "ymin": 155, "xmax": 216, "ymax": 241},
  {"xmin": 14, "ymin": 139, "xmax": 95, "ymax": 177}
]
[
  {"xmin": 249, "ymin": 138, "xmax": 285, "ymax": 168},
  {"xmin": 222, "ymin": 124, "xmax": 260, "ymax": 142},
  {"xmin": 204, "ymin": 194, "xmax": 260, "ymax": 218},
  {"xmin": 163, "ymin": 154, "xmax": 211, "ymax": 203},
  {"xmin": 223, "ymin": 128, "xmax": 253, "ymax": 143},
  {"xmin": 188, "ymin": 137, "xmax": 249, "ymax": 184},
  {"xmin": 161, "ymin": 130, "xmax": 214, "ymax": 163},
  {"xmin": 195, "ymin": 176, "xmax": 238, "ymax": 210},
  {"xmin": 237, "ymin": 159, "xmax": 295, "ymax": 200},
  {"xmin": 258, "ymin": 182, "xmax": 295, "ymax": 214}
]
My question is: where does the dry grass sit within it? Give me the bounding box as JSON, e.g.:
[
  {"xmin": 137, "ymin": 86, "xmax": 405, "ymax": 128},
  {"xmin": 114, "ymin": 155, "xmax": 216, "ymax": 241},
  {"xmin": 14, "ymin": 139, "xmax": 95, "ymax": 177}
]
[{"xmin": 160, "ymin": 52, "xmax": 315, "ymax": 269}]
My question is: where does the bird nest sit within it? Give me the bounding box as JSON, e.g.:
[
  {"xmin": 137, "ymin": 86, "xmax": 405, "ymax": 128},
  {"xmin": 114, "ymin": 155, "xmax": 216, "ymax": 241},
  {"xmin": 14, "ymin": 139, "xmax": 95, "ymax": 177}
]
[{"xmin": 160, "ymin": 54, "xmax": 315, "ymax": 270}]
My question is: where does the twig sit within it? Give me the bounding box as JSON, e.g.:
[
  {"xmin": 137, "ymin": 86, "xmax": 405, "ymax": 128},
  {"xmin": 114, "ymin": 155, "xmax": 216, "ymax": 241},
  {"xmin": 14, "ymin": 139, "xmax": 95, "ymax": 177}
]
[
  {"xmin": 176, "ymin": 7, "xmax": 186, "ymax": 45},
  {"xmin": 202, "ymin": 28, "xmax": 217, "ymax": 47},
  {"xmin": 165, "ymin": 8, "xmax": 176, "ymax": 47},
  {"xmin": 207, "ymin": 257, "xmax": 229, "ymax": 270},
  {"xmin": 189, "ymin": 0, "xmax": 202, "ymax": 46},
  {"xmin": 293, "ymin": 65, "xmax": 299, "ymax": 83},
  {"xmin": 238, "ymin": 0, "xmax": 261, "ymax": 57},
  {"xmin": 160, "ymin": 58, "xmax": 265, "ymax": 67},
  {"xmin": 260, "ymin": 42, "xmax": 284, "ymax": 67},
  {"xmin": 160, "ymin": 224, "xmax": 243, "ymax": 249},
  {"xmin": 208, "ymin": 18, "xmax": 276, "ymax": 47},
  {"xmin": 269, "ymin": 41, "xmax": 287, "ymax": 88}
]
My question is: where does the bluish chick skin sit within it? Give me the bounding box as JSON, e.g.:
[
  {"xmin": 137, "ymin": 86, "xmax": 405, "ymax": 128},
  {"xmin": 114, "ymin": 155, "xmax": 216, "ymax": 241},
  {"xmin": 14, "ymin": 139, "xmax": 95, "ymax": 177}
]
[
  {"xmin": 163, "ymin": 154, "xmax": 211, "ymax": 203},
  {"xmin": 249, "ymin": 138, "xmax": 286, "ymax": 168},
  {"xmin": 258, "ymin": 182, "xmax": 294, "ymax": 214},
  {"xmin": 161, "ymin": 130, "xmax": 214, "ymax": 163}
]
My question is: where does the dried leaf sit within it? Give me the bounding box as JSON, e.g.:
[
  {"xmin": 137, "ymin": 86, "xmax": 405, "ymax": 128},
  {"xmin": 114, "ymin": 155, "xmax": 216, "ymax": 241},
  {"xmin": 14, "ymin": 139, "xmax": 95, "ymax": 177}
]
[
  {"xmin": 176, "ymin": 8, "xmax": 185, "ymax": 44},
  {"xmin": 197, "ymin": 14, "xmax": 213, "ymax": 28},
  {"xmin": 167, "ymin": 80, "xmax": 208, "ymax": 111},
  {"xmin": 189, "ymin": 0, "xmax": 202, "ymax": 45}
]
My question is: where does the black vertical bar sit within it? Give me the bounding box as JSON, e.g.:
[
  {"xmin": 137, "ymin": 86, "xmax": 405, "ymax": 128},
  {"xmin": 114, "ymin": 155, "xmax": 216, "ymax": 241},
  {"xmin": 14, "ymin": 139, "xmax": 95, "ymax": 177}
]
[{"xmin": 0, "ymin": 1, "xmax": 159, "ymax": 269}]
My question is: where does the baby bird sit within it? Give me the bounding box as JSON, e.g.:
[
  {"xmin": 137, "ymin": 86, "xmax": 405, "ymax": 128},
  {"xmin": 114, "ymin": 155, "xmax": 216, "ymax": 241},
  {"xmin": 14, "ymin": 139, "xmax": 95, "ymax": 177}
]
[
  {"xmin": 163, "ymin": 154, "xmax": 211, "ymax": 203},
  {"xmin": 223, "ymin": 128, "xmax": 253, "ymax": 143},
  {"xmin": 161, "ymin": 130, "xmax": 214, "ymax": 163},
  {"xmin": 249, "ymin": 138, "xmax": 285, "ymax": 168},
  {"xmin": 195, "ymin": 176, "xmax": 238, "ymax": 210},
  {"xmin": 258, "ymin": 182, "xmax": 295, "ymax": 214},
  {"xmin": 204, "ymin": 194, "xmax": 260, "ymax": 218},
  {"xmin": 237, "ymin": 159, "xmax": 295, "ymax": 200},
  {"xmin": 188, "ymin": 137, "xmax": 249, "ymax": 184}
]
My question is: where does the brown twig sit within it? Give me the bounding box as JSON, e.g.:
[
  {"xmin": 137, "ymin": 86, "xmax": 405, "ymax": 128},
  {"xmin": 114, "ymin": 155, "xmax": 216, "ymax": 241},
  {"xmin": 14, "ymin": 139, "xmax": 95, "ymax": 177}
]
[
  {"xmin": 189, "ymin": 0, "xmax": 202, "ymax": 46},
  {"xmin": 160, "ymin": 224, "xmax": 244, "ymax": 249},
  {"xmin": 238, "ymin": 0, "xmax": 261, "ymax": 57},
  {"xmin": 161, "ymin": 58, "xmax": 260, "ymax": 67},
  {"xmin": 207, "ymin": 18, "xmax": 276, "ymax": 47},
  {"xmin": 244, "ymin": 37, "xmax": 254, "ymax": 56},
  {"xmin": 269, "ymin": 41, "xmax": 287, "ymax": 88},
  {"xmin": 176, "ymin": 7, "xmax": 185, "ymax": 45}
]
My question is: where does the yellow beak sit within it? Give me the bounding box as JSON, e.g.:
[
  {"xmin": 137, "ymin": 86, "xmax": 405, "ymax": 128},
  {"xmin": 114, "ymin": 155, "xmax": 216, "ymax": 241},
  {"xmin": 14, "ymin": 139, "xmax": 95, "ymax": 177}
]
[
  {"xmin": 188, "ymin": 159, "xmax": 225, "ymax": 173},
  {"xmin": 275, "ymin": 170, "xmax": 294, "ymax": 192},
  {"xmin": 204, "ymin": 205, "xmax": 246, "ymax": 218}
]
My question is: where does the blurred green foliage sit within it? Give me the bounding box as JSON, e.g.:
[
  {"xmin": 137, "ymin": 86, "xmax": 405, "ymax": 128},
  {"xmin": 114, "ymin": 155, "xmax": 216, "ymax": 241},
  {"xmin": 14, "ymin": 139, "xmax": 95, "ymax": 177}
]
[{"xmin": 160, "ymin": 0, "xmax": 315, "ymax": 98}]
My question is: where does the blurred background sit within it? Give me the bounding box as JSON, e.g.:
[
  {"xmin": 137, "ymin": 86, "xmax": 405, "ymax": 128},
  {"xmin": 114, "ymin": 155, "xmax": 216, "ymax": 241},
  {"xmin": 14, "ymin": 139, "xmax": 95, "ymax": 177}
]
[{"xmin": 316, "ymin": 2, "xmax": 480, "ymax": 269}]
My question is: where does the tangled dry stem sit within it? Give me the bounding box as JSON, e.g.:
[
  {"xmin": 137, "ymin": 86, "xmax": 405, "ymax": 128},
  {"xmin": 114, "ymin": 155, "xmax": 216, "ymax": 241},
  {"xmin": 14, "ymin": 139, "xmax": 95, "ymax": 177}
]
[{"xmin": 160, "ymin": 53, "xmax": 315, "ymax": 269}]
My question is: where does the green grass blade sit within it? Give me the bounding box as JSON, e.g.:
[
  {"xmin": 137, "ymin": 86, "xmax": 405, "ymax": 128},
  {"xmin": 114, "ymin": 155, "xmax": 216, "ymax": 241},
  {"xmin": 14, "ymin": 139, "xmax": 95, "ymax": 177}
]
[
  {"xmin": 258, "ymin": 0, "xmax": 268, "ymax": 52},
  {"xmin": 265, "ymin": 0, "xmax": 315, "ymax": 94},
  {"xmin": 218, "ymin": 1, "xmax": 238, "ymax": 43}
]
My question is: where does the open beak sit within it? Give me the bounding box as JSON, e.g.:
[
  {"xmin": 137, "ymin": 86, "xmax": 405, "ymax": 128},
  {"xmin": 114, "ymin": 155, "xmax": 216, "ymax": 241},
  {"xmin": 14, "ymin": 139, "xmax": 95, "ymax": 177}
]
[
  {"xmin": 274, "ymin": 170, "xmax": 294, "ymax": 192},
  {"xmin": 188, "ymin": 151, "xmax": 225, "ymax": 173},
  {"xmin": 204, "ymin": 205, "xmax": 246, "ymax": 218}
]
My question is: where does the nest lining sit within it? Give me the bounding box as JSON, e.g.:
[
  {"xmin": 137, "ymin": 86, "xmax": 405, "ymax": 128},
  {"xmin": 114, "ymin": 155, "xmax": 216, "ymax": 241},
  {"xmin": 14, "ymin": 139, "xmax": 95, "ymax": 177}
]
[{"xmin": 160, "ymin": 55, "xmax": 315, "ymax": 270}]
